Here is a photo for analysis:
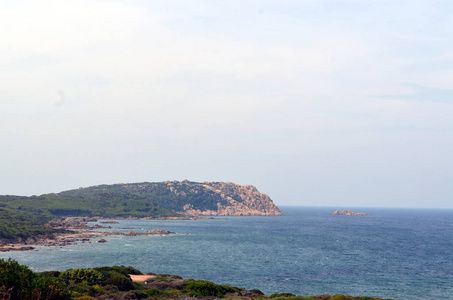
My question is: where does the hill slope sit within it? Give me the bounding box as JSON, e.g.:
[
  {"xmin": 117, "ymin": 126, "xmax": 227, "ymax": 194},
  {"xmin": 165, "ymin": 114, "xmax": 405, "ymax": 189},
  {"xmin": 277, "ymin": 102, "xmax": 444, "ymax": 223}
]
[
  {"xmin": 0, "ymin": 181, "xmax": 281, "ymax": 242},
  {"xmin": 58, "ymin": 180, "xmax": 283, "ymax": 216}
]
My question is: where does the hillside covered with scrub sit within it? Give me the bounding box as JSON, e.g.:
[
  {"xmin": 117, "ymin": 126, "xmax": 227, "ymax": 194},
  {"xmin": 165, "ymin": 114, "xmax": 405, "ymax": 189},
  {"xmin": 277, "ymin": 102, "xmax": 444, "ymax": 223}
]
[
  {"xmin": 0, "ymin": 259, "xmax": 392, "ymax": 300},
  {"xmin": 0, "ymin": 181, "xmax": 282, "ymax": 242}
]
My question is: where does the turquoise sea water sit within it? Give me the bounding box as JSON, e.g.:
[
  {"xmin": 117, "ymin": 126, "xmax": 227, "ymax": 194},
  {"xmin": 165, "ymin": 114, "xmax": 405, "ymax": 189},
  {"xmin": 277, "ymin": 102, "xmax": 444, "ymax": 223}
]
[{"xmin": 1, "ymin": 207, "xmax": 452, "ymax": 300}]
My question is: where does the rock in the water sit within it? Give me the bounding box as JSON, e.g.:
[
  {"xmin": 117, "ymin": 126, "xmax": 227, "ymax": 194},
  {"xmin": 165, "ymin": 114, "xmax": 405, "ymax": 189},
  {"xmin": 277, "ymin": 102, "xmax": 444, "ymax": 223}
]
[{"xmin": 331, "ymin": 210, "xmax": 369, "ymax": 216}]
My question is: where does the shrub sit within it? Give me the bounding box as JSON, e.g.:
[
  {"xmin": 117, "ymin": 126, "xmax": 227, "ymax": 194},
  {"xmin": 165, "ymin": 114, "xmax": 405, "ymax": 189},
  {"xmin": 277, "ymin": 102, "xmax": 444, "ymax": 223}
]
[
  {"xmin": 249, "ymin": 289, "xmax": 265, "ymax": 295},
  {"xmin": 38, "ymin": 270, "xmax": 61, "ymax": 278},
  {"xmin": 60, "ymin": 268, "xmax": 103, "ymax": 285},
  {"xmin": 145, "ymin": 288, "xmax": 165, "ymax": 296},
  {"xmin": 270, "ymin": 293, "xmax": 297, "ymax": 298},
  {"xmin": 30, "ymin": 277, "xmax": 68, "ymax": 300},
  {"xmin": 184, "ymin": 279, "xmax": 238, "ymax": 297},
  {"xmin": 331, "ymin": 295, "xmax": 350, "ymax": 300},
  {"xmin": 0, "ymin": 258, "xmax": 36, "ymax": 299},
  {"xmin": 94, "ymin": 266, "xmax": 142, "ymax": 277},
  {"xmin": 0, "ymin": 258, "xmax": 68, "ymax": 300},
  {"xmin": 106, "ymin": 274, "xmax": 134, "ymax": 291}
]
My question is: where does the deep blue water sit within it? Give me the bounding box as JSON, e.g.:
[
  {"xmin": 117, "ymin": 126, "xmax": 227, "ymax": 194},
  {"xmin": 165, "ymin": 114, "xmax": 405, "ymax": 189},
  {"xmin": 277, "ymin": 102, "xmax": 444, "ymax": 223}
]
[{"xmin": 1, "ymin": 207, "xmax": 452, "ymax": 300}]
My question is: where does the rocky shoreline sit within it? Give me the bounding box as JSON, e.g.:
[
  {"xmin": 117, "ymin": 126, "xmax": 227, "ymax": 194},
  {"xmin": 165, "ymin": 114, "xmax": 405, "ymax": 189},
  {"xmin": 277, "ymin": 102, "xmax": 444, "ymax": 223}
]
[{"xmin": 0, "ymin": 217, "xmax": 176, "ymax": 252}]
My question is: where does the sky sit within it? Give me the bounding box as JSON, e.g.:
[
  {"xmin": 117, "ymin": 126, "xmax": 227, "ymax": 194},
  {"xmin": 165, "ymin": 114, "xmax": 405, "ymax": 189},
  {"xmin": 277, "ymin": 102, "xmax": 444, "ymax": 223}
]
[{"xmin": 1, "ymin": 0, "xmax": 452, "ymax": 208}]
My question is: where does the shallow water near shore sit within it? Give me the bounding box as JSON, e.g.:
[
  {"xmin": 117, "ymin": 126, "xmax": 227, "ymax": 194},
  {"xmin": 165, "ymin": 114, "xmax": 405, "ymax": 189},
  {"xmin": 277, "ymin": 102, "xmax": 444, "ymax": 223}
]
[{"xmin": 1, "ymin": 207, "xmax": 452, "ymax": 300}]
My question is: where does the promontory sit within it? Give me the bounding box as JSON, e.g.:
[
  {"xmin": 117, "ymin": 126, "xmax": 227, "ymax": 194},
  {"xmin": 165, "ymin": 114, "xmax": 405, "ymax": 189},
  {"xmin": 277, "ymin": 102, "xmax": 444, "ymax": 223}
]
[{"xmin": 0, "ymin": 180, "xmax": 282, "ymax": 247}]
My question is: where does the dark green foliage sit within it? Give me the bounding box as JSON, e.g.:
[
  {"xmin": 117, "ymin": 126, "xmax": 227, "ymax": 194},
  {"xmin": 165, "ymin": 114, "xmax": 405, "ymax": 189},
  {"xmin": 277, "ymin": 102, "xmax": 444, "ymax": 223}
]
[
  {"xmin": 0, "ymin": 207, "xmax": 59, "ymax": 240},
  {"xmin": 0, "ymin": 258, "xmax": 68, "ymax": 300},
  {"xmin": 105, "ymin": 274, "xmax": 134, "ymax": 291},
  {"xmin": 0, "ymin": 259, "xmax": 393, "ymax": 300},
  {"xmin": 91, "ymin": 266, "xmax": 141, "ymax": 291},
  {"xmin": 184, "ymin": 279, "xmax": 239, "ymax": 297},
  {"xmin": 249, "ymin": 288, "xmax": 265, "ymax": 295},
  {"xmin": 31, "ymin": 277, "xmax": 68, "ymax": 300},
  {"xmin": 270, "ymin": 296, "xmax": 317, "ymax": 300},
  {"xmin": 59, "ymin": 268, "xmax": 103, "ymax": 285},
  {"xmin": 0, "ymin": 258, "xmax": 35, "ymax": 299},
  {"xmin": 58, "ymin": 181, "xmax": 230, "ymax": 212},
  {"xmin": 38, "ymin": 270, "xmax": 61, "ymax": 278},
  {"xmin": 94, "ymin": 265, "xmax": 142, "ymax": 277},
  {"xmin": 0, "ymin": 190, "xmax": 178, "ymax": 219},
  {"xmin": 271, "ymin": 293, "xmax": 297, "ymax": 298},
  {"xmin": 145, "ymin": 287, "xmax": 165, "ymax": 296}
]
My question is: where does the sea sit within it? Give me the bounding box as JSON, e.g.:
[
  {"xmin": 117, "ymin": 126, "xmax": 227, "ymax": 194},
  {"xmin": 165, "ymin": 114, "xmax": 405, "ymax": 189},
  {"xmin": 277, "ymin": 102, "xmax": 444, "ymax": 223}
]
[{"xmin": 1, "ymin": 207, "xmax": 452, "ymax": 300}]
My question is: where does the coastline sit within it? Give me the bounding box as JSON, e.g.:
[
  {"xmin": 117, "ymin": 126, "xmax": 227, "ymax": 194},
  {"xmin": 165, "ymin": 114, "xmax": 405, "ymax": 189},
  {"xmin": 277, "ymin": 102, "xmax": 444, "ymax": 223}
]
[{"xmin": 0, "ymin": 216, "xmax": 182, "ymax": 252}]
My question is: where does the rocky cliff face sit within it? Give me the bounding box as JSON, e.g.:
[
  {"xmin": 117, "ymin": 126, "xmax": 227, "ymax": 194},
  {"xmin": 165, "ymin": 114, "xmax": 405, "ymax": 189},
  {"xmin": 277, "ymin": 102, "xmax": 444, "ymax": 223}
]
[{"xmin": 181, "ymin": 181, "xmax": 283, "ymax": 216}]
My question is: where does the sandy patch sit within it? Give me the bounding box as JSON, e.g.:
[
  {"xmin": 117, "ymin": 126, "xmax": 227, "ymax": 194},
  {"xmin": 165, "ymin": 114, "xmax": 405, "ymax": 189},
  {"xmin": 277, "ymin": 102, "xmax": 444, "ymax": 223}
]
[{"xmin": 130, "ymin": 274, "xmax": 157, "ymax": 283}]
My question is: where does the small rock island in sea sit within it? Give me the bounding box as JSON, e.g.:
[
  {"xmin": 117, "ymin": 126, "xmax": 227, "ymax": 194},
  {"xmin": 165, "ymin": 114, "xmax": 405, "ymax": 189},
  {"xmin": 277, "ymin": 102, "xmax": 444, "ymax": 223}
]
[{"xmin": 331, "ymin": 210, "xmax": 369, "ymax": 216}]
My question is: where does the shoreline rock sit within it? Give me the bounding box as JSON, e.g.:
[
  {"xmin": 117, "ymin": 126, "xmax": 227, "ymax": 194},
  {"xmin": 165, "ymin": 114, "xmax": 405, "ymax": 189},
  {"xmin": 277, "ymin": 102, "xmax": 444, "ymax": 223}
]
[
  {"xmin": 331, "ymin": 210, "xmax": 369, "ymax": 216},
  {"xmin": 0, "ymin": 217, "xmax": 176, "ymax": 252}
]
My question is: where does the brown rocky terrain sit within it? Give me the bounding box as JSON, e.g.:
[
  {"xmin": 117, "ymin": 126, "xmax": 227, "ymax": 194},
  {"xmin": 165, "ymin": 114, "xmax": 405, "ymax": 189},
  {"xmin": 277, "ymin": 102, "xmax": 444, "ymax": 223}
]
[
  {"xmin": 180, "ymin": 181, "xmax": 283, "ymax": 216},
  {"xmin": 0, "ymin": 217, "xmax": 175, "ymax": 252}
]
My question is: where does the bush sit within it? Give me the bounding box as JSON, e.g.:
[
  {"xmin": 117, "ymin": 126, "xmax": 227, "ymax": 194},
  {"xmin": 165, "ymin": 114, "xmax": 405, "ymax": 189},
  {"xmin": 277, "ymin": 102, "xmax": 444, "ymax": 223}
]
[
  {"xmin": 145, "ymin": 288, "xmax": 165, "ymax": 296},
  {"xmin": 270, "ymin": 293, "xmax": 297, "ymax": 298},
  {"xmin": 60, "ymin": 268, "xmax": 103, "ymax": 285},
  {"xmin": 0, "ymin": 258, "xmax": 68, "ymax": 300},
  {"xmin": 106, "ymin": 274, "xmax": 134, "ymax": 291},
  {"xmin": 30, "ymin": 277, "xmax": 68, "ymax": 300},
  {"xmin": 94, "ymin": 266, "xmax": 142, "ymax": 277},
  {"xmin": 184, "ymin": 279, "xmax": 238, "ymax": 297},
  {"xmin": 38, "ymin": 270, "xmax": 61, "ymax": 278},
  {"xmin": 0, "ymin": 258, "xmax": 35, "ymax": 299},
  {"xmin": 249, "ymin": 289, "xmax": 265, "ymax": 295},
  {"xmin": 331, "ymin": 295, "xmax": 350, "ymax": 300}
]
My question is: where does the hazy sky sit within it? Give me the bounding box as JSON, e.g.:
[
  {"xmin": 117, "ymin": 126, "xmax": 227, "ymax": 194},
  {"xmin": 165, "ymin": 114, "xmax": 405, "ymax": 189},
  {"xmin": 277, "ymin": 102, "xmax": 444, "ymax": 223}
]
[{"xmin": 1, "ymin": 0, "xmax": 452, "ymax": 208}]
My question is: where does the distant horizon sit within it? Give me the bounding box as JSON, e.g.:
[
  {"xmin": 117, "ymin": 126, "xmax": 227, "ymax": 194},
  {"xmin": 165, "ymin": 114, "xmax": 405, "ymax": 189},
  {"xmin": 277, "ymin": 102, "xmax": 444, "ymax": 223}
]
[
  {"xmin": 2, "ymin": 179, "xmax": 451, "ymax": 210},
  {"xmin": 278, "ymin": 205, "xmax": 453, "ymax": 210}
]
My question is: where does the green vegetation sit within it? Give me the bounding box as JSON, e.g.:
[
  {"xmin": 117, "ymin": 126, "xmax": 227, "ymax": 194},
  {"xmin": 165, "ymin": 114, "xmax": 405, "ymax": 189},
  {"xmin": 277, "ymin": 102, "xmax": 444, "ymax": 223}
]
[
  {"xmin": 0, "ymin": 192, "xmax": 178, "ymax": 219},
  {"xmin": 56, "ymin": 181, "xmax": 231, "ymax": 212},
  {"xmin": 1, "ymin": 259, "xmax": 393, "ymax": 300},
  {"xmin": 184, "ymin": 279, "xmax": 239, "ymax": 297},
  {"xmin": 0, "ymin": 207, "xmax": 64, "ymax": 240},
  {"xmin": 0, "ymin": 181, "xmax": 242, "ymax": 227},
  {"xmin": 0, "ymin": 258, "xmax": 68, "ymax": 299},
  {"xmin": 0, "ymin": 181, "xmax": 249, "ymax": 241},
  {"xmin": 59, "ymin": 269, "xmax": 104, "ymax": 286}
]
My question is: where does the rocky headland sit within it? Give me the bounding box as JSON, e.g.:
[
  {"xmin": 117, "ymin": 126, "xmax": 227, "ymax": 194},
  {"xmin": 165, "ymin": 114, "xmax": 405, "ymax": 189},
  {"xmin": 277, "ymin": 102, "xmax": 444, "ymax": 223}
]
[
  {"xmin": 0, "ymin": 181, "xmax": 282, "ymax": 251},
  {"xmin": 68, "ymin": 180, "xmax": 284, "ymax": 216}
]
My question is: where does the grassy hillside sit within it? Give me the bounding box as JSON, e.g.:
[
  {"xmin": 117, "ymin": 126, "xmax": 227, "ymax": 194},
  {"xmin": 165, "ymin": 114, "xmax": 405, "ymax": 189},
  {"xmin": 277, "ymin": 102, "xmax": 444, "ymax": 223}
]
[
  {"xmin": 0, "ymin": 193, "xmax": 179, "ymax": 219},
  {"xmin": 0, "ymin": 181, "xmax": 235, "ymax": 219},
  {"xmin": 0, "ymin": 205, "xmax": 61, "ymax": 240},
  {"xmin": 0, "ymin": 190, "xmax": 179, "ymax": 241},
  {"xmin": 58, "ymin": 181, "xmax": 231, "ymax": 212}
]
